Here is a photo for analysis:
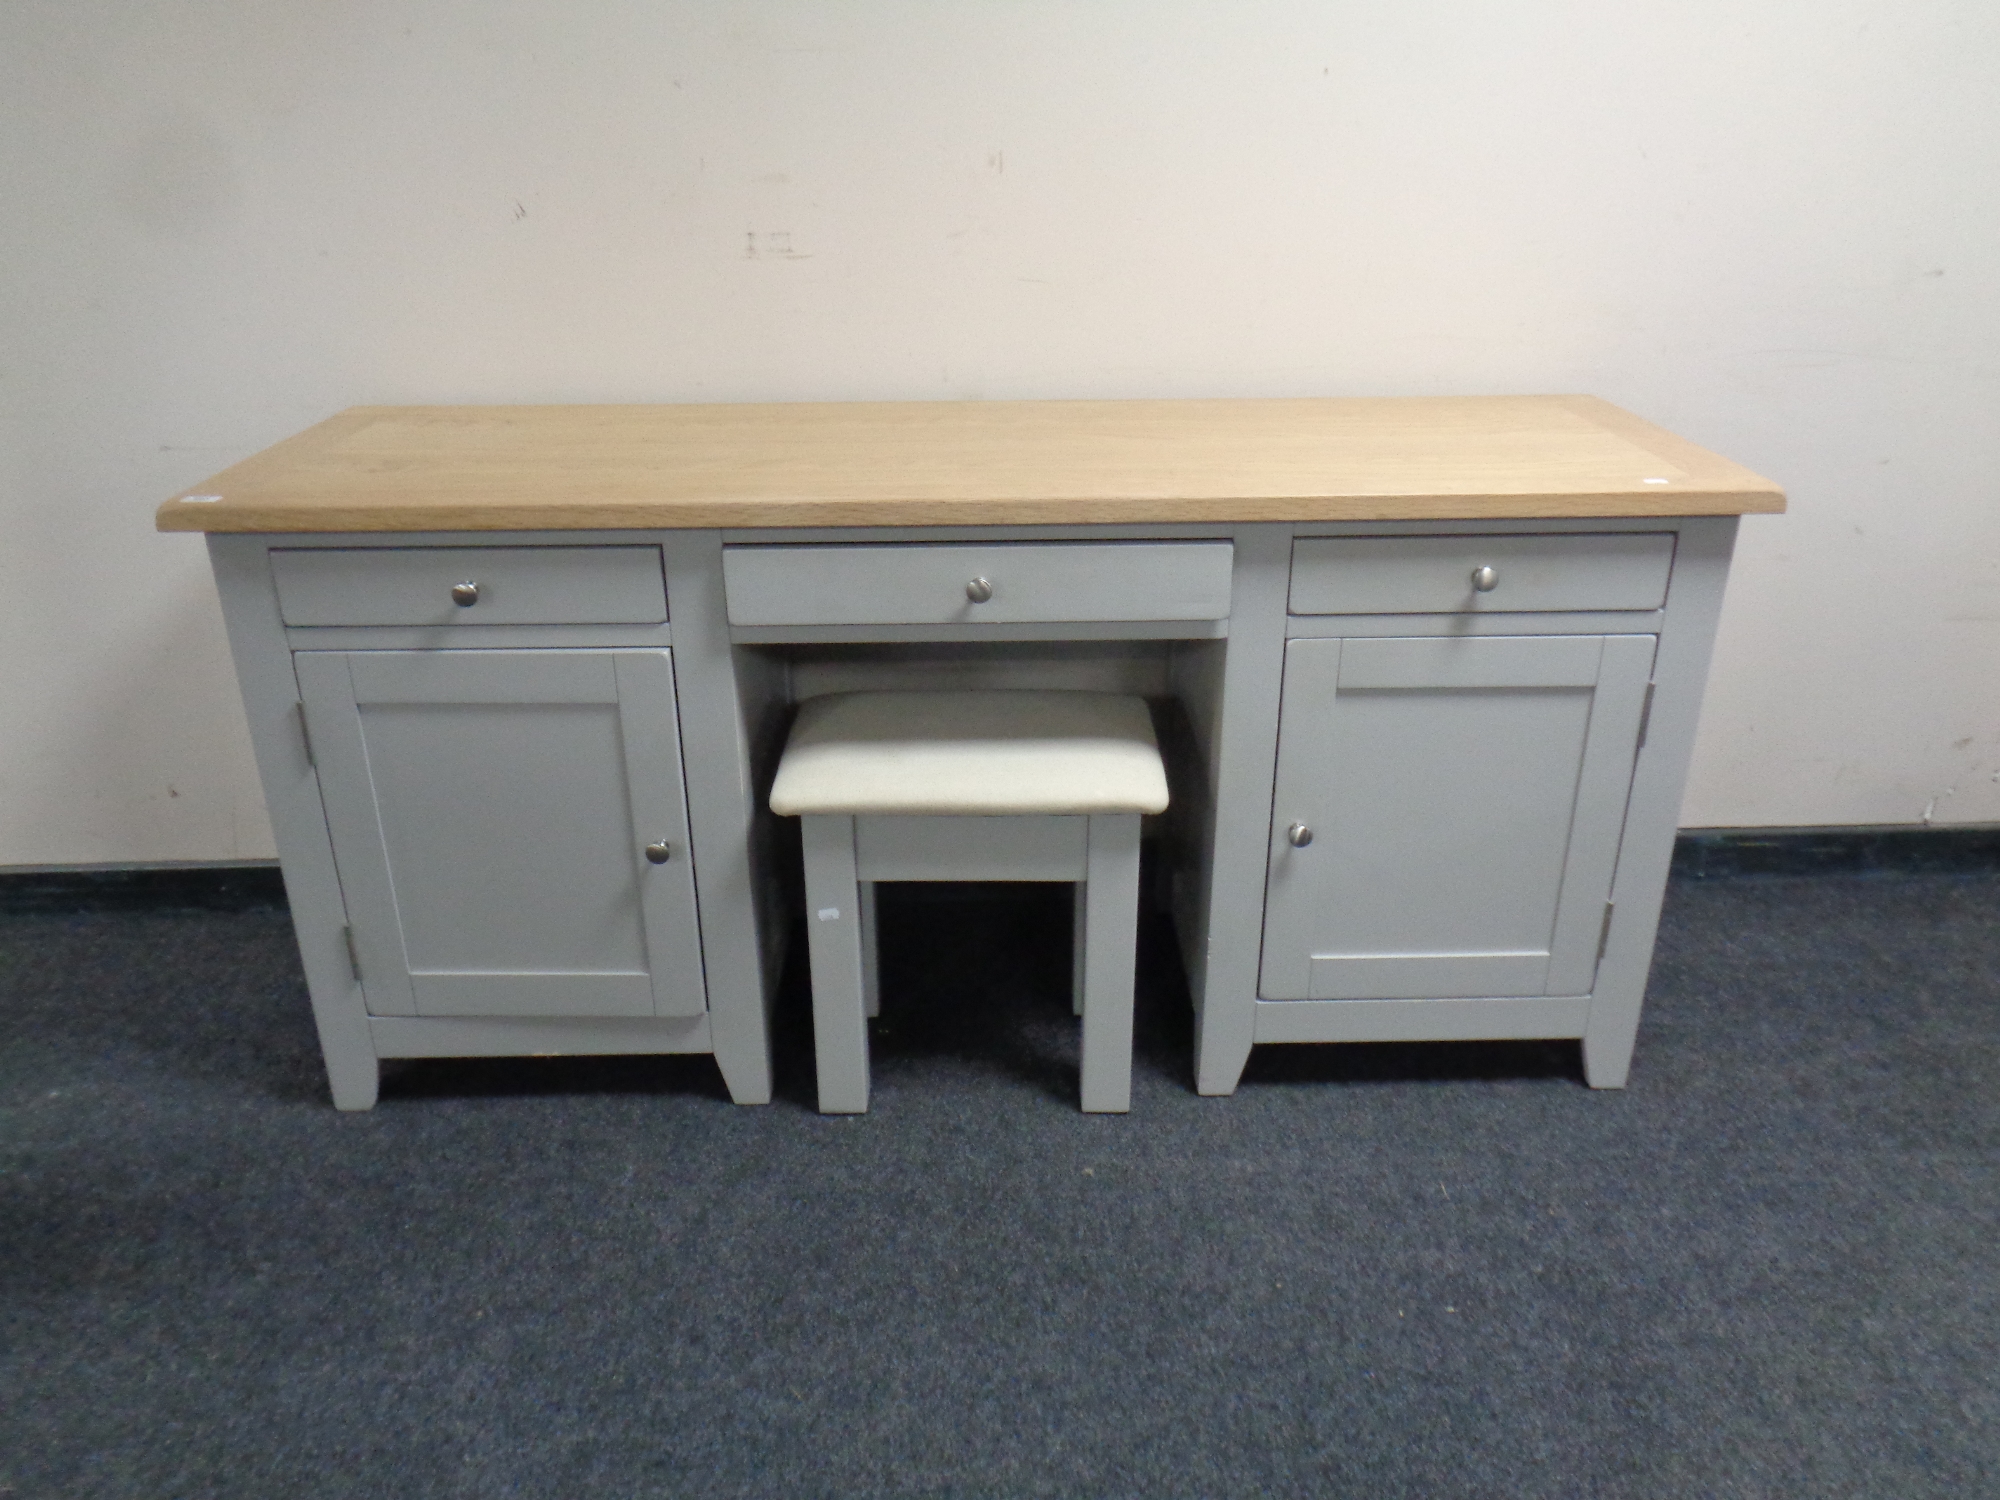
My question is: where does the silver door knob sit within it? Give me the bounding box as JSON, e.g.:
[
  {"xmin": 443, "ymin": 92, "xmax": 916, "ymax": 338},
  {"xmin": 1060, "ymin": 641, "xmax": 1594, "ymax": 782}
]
[
  {"xmin": 451, "ymin": 581, "xmax": 481, "ymax": 606},
  {"xmin": 644, "ymin": 841, "xmax": 673, "ymax": 864},
  {"xmin": 1286, "ymin": 823, "xmax": 1313, "ymax": 848},
  {"xmin": 1470, "ymin": 565, "xmax": 1499, "ymax": 592},
  {"xmin": 965, "ymin": 576, "xmax": 994, "ymax": 603}
]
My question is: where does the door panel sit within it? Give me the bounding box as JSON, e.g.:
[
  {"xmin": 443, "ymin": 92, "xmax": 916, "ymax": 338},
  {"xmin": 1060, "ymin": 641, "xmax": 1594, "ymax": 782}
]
[
  {"xmin": 298, "ymin": 649, "xmax": 705, "ymax": 1020},
  {"xmin": 1259, "ymin": 634, "xmax": 1653, "ymax": 1001},
  {"xmin": 613, "ymin": 652, "xmax": 708, "ymax": 1014}
]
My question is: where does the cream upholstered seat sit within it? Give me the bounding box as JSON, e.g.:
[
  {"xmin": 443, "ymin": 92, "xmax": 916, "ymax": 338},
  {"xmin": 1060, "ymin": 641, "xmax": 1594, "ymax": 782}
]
[
  {"xmin": 771, "ymin": 691, "xmax": 1169, "ymax": 817},
  {"xmin": 771, "ymin": 690, "xmax": 1168, "ymax": 1114}
]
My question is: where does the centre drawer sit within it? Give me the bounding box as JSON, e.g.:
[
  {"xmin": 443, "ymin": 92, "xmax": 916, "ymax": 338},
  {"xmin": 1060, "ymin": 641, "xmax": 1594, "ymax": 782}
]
[
  {"xmin": 1289, "ymin": 533, "xmax": 1674, "ymax": 615},
  {"xmin": 722, "ymin": 541, "xmax": 1234, "ymax": 626},
  {"xmin": 271, "ymin": 546, "xmax": 668, "ymax": 627}
]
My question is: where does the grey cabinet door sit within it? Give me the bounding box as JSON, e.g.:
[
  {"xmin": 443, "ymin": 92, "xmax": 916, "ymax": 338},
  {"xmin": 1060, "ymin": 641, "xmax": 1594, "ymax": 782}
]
[
  {"xmin": 1259, "ymin": 634, "xmax": 1654, "ymax": 1001},
  {"xmin": 296, "ymin": 649, "xmax": 706, "ymax": 1019}
]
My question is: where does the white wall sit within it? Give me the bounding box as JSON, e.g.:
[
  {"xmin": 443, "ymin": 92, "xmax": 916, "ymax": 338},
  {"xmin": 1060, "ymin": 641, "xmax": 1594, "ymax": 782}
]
[{"xmin": 3, "ymin": 0, "xmax": 1996, "ymax": 866}]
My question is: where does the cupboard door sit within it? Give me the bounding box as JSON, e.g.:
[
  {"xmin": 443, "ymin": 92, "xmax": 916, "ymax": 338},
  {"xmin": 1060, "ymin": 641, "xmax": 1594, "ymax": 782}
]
[
  {"xmin": 296, "ymin": 650, "xmax": 705, "ymax": 1019},
  {"xmin": 1259, "ymin": 634, "xmax": 1653, "ymax": 1001}
]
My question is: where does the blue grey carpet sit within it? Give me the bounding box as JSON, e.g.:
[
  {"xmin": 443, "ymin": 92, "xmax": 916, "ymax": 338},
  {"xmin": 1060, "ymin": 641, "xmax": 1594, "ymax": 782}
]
[{"xmin": 2, "ymin": 873, "xmax": 1995, "ymax": 1497}]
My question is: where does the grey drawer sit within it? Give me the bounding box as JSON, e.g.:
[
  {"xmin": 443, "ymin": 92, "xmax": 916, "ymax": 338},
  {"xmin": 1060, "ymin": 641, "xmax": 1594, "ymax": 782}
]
[
  {"xmin": 1289, "ymin": 533, "xmax": 1674, "ymax": 615},
  {"xmin": 722, "ymin": 541, "xmax": 1234, "ymax": 626},
  {"xmin": 272, "ymin": 546, "xmax": 668, "ymax": 627}
]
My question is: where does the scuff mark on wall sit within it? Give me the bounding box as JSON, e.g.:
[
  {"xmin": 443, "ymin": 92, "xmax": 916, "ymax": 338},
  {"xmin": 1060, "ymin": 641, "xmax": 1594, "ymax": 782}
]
[
  {"xmin": 1922, "ymin": 787, "xmax": 1957, "ymax": 825},
  {"xmin": 744, "ymin": 230, "xmax": 811, "ymax": 260}
]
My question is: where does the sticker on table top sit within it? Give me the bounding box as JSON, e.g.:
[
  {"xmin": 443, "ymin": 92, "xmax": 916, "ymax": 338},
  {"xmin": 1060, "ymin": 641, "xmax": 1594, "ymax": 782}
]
[
  {"xmin": 1641, "ymin": 477, "xmax": 1670, "ymax": 485},
  {"xmin": 181, "ymin": 494, "xmax": 223, "ymax": 502}
]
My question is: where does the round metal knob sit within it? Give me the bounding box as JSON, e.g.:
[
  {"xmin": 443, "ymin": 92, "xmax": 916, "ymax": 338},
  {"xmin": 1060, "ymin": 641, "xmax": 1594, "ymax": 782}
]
[
  {"xmin": 965, "ymin": 576, "xmax": 994, "ymax": 604},
  {"xmin": 644, "ymin": 841, "xmax": 673, "ymax": 865},
  {"xmin": 1470, "ymin": 565, "xmax": 1499, "ymax": 593},
  {"xmin": 1286, "ymin": 822, "xmax": 1313, "ymax": 848},
  {"xmin": 451, "ymin": 581, "xmax": 481, "ymax": 607}
]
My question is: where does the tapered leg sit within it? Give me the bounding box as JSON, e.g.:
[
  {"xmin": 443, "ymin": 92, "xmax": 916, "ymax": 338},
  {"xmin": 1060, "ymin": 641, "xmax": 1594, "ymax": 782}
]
[
  {"xmin": 859, "ymin": 880, "xmax": 882, "ymax": 1019},
  {"xmin": 801, "ymin": 815, "xmax": 869, "ymax": 1113},
  {"xmin": 1072, "ymin": 883, "xmax": 1087, "ymax": 1017},
  {"xmin": 328, "ymin": 1051, "xmax": 381, "ymax": 1111},
  {"xmin": 1080, "ymin": 814, "xmax": 1139, "ymax": 1113}
]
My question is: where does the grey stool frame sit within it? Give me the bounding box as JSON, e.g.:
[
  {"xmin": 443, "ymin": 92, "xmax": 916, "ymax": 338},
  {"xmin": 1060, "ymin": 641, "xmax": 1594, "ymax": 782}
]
[{"xmin": 800, "ymin": 811, "xmax": 1141, "ymax": 1114}]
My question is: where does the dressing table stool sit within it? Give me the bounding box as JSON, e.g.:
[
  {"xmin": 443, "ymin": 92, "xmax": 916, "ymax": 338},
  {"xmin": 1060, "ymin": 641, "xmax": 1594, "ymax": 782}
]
[{"xmin": 770, "ymin": 690, "xmax": 1170, "ymax": 1114}]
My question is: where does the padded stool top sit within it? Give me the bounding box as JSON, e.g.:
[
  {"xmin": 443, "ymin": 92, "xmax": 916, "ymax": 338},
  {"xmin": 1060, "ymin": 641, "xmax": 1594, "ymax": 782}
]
[{"xmin": 770, "ymin": 691, "xmax": 1169, "ymax": 816}]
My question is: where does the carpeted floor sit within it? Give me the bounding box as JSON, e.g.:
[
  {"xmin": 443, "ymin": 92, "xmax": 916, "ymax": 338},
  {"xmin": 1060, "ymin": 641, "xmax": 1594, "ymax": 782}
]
[{"xmin": 2, "ymin": 873, "xmax": 1995, "ymax": 1497}]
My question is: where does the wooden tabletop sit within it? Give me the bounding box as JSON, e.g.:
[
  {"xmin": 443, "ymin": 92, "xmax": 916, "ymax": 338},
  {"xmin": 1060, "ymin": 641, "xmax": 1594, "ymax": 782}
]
[{"xmin": 156, "ymin": 395, "xmax": 1784, "ymax": 533}]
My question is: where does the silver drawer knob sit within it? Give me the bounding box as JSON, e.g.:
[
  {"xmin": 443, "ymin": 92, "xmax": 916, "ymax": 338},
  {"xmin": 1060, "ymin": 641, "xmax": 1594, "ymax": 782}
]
[
  {"xmin": 965, "ymin": 576, "xmax": 994, "ymax": 603},
  {"xmin": 1470, "ymin": 565, "xmax": 1499, "ymax": 593},
  {"xmin": 451, "ymin": 581, "xmax": 481, "ymax": 607},
  {"xmin": 644, "ymin": 841, "xmax": 673, "ymax": 865},
  {"xmin": 1286, "ymin": 822, "xmax": 1313, "ymax": 848}
]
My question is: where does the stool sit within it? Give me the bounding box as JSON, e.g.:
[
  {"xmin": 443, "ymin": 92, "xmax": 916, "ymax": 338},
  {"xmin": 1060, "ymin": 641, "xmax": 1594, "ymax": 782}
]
[{"xmin": 770, "ymin": 690, "xmax": 1169, "ymax": 1114}]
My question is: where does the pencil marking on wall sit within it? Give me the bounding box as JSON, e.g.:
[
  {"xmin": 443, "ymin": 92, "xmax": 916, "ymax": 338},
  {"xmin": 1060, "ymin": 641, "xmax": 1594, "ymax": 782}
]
[{"xmin": 745, "ymin": 231, "xmax": 811, "ymax": 260}]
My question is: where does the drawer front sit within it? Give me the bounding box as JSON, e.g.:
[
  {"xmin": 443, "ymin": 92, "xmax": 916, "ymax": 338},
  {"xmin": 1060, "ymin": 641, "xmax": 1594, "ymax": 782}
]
[
  {"xmin": 723, "ymin": 541, "xmax": 1234, "ymax": 626},
  {"xmin": 1289, "ymin": 533, "xmax": 1674, "ymax": 615},
  {"xmin": 272, "ymin": 546, "xmax": 668, "ymax": 627}
]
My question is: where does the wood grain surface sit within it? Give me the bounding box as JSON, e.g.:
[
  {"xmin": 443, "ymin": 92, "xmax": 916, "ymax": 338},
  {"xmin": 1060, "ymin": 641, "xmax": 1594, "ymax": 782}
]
[{"xmin": 157, "ymin": 395, "xmax": 1785, "ymax": 533}]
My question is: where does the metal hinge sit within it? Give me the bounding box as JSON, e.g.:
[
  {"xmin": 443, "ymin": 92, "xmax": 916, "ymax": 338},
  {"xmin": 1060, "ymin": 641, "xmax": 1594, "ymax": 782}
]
[
  {"xmin": 1635, "ymin": 682, "xmax": 1656, "ymax": 749},
  {"xmin": 1597, "ymin": 901, "xmax": 1616, "ymax": 962},
  {"xmin": 296, "ymin": 702, "xmax": 316, "ymax": 769},
  {"xmin": 341, "ymin": 925, "xmax": 363, "ymax": 983}
]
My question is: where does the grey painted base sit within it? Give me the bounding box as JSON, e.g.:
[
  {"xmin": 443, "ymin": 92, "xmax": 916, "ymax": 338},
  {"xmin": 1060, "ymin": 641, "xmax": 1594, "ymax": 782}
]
[
  {"xmin": 1252, "ymin": 996, "xmax": 1590, "ymax": 1045},
  {"xmin": 195, "ymin": 516, "xmax": 1749, "ymax": 1111}
]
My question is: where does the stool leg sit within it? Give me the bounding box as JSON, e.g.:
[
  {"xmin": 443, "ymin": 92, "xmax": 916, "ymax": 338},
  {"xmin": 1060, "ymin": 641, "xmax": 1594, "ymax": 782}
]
[
  {"xmin": 801, "ymin": 814, "xmax": 869, "ymax": 1114},
  {"xmin": 1071, "ymin": 883, "xmax": 1087, "ymax": 1017},
  {"xmin": 1080, "ymin": 813, "xmax": 1139, "ymax": 1113},
  {"xmin": 859, "ymin": 880, "xmax": 882, "ymax": 1019}
]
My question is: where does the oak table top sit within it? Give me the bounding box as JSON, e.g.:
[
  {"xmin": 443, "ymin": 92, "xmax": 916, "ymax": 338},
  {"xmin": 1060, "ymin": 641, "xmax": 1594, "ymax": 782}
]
[{"xmin": 156, "ymin": 395, "xmax": 1784, "ymax": 534}]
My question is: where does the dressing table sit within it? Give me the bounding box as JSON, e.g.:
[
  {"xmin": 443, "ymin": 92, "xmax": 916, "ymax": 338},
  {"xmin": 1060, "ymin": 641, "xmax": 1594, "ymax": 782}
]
[{"xmin": 158, "ymin": 397, "xmax": 1784, "ymax": 1109}]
